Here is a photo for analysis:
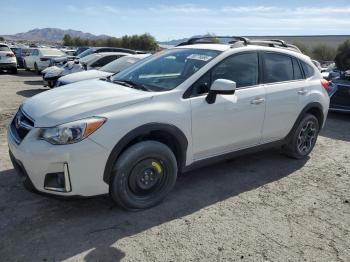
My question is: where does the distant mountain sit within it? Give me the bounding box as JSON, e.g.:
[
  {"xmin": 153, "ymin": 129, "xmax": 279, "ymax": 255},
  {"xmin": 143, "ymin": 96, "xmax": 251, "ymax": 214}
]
[
  {"xmin": 158, "ymin": 34, "xmax": 214, "ymax": 46},
  {"xmin": 2, "ymin": 28, "xmax": 110, "ymax": 42}
]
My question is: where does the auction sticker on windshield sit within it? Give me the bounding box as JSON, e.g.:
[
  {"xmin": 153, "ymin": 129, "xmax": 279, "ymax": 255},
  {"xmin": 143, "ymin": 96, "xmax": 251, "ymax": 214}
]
[{"xmin": 186, "ymin": 54, "xmax": 213, "ymax": 61}]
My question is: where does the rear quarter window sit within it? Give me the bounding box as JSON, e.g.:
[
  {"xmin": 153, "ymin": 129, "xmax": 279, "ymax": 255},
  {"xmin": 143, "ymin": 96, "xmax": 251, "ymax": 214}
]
[
  {"xmin": 300, "ymin": 61, "xmax": 315, "ymax": 78},
  {"xmin": 292, "ymin": 58, "xmax": 304, "ymax": 80}
]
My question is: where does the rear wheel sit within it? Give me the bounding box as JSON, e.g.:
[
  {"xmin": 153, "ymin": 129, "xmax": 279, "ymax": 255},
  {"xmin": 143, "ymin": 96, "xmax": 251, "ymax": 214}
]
[
  {"xmin": 109, "ymin": 141, "xmax": 178, "ymax": 210},
  {"xmin": 283, "ymin": 114, "xmax": 319, "ymax": 159}
]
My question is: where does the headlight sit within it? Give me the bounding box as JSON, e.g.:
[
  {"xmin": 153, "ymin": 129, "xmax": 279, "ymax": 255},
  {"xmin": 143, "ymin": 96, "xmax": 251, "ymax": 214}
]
[{"xmin": 39, "ymin": 117, "xmax": 106, "ymax": 145}]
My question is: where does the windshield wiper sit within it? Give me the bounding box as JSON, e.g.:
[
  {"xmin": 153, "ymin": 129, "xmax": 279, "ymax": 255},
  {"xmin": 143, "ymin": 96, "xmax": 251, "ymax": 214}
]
[
  {"xmin": 112, "ymin": 79, "xmax": 151, "ymax": 91},
  {"xmin": 100, "ymin": 75, "xmax": 112, "ymax": 82}
]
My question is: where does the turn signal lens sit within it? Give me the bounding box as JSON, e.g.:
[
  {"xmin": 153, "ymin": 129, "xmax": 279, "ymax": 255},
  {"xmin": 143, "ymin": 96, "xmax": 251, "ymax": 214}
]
[{"xmin": 83, "ymin": 118, "xmax": 106, "ymax": 137}]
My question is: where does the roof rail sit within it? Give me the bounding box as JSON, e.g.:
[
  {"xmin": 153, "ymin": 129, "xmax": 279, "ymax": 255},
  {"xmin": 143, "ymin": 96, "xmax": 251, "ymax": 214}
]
[
  {"xmin": 176, "ymin": 36, "xmax": 302, "ymax": 54},
  {"xmin": 248, "ymin": 39, "xmax": 302, "ymax": 53},
  {"xmin": 176, "ymin": 36, "xmax": 249, "ymax": 46}
]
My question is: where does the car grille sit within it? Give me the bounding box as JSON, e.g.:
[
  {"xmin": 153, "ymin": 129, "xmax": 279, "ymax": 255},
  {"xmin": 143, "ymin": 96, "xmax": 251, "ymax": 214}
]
[
  {"xmin": 331, "ymin": 84, "xmax": 350, "ymax": 108},
  {"xmin": 10, "ymin": 108, "xmax": 34, "ymax": 144}
]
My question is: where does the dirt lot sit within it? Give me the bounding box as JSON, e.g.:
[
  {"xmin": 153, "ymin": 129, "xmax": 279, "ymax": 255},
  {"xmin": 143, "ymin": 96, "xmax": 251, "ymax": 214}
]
[{"xmin": 0, "ymin": 70, "xmax": 349, "ymax": 262}]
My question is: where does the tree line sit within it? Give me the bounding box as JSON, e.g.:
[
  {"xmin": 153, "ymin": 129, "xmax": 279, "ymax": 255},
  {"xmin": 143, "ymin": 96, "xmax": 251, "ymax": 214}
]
[
  {"xmin": 293, "ymin": 40, "xmax": 350, "ymax": 62},
  {"xmin": 63, "ymin": 33, "xmax": 159, "ymax": 51}
]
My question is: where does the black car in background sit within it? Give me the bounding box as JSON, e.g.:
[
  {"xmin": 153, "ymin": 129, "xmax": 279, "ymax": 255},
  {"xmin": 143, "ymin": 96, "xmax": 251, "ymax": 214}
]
[
  {"xmin": 74, "ymin": 46, "xmax": 90, "ymax": 56},
  {"xmin": 328, "ymin": 49, "xmax": 350, "ymax": 113},
  {"xmin": 10, "ymin": 47, "xmax": 29, "ymax": 68}
]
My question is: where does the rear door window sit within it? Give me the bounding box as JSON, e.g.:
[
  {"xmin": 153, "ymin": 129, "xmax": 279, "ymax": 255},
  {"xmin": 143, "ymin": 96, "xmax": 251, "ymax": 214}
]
[{"xmin": 263, "ymin": 53, "xmax": 294, "ymax": 83}]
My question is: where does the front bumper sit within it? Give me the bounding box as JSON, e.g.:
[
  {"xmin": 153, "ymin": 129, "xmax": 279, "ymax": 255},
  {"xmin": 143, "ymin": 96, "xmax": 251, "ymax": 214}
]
[
  {"xmin": 0, "ymin": 62, "xmax": 17, "ymax": 70},
  {"xmin": 7, "ymin": 124, "xmax": 110, "ymax": 197},
  {"xmin": 42, "ymin": 75, "xmax": 60, "ymax": 87}
]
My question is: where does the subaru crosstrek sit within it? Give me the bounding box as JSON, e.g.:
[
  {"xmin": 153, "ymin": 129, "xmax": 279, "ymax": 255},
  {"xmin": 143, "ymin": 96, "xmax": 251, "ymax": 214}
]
[{"xmin": 8, "ymin": 37, "xmax": 330, "ymax": 210}]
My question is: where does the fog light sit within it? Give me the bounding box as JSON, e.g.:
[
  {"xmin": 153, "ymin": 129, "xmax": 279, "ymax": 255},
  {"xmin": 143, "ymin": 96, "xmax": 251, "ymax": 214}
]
[{"xmin": 44, "ymin": 163, "xmax": 71, "ymax": 192}]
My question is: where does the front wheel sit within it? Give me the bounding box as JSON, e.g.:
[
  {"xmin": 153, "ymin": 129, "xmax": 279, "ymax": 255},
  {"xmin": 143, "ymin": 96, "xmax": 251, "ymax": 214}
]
[
  {"xmin": 109, "ymin": 141, "xmax": 178, "ymax": 210},
  {"xmin": 283, "ymin": 114, "xmax": 319, "ymax": 159}
]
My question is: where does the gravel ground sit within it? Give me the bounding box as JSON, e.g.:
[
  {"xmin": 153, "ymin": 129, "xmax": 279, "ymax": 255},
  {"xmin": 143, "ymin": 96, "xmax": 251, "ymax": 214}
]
[{"xmin": 0, "ymin": 70, "xmax": 349, "ymax": 262}]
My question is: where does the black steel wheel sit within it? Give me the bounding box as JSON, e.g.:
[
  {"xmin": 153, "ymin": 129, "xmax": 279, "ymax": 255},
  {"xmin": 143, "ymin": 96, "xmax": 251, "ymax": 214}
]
[{"xmin": 109, "ymin": 141, "xmax": 178, "ymax": 210}]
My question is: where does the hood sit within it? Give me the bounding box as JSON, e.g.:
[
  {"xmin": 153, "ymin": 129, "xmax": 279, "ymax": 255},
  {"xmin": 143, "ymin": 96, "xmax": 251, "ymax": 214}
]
[
  {"xmin": 59, "ymin": 70, "xmax": 112, "ymax": 84},
  {"xmin": 22, "ymin": 79, "xmax": 154, "ymax": 127},
  {"xmin": 43, "ymin": 66, "xmax": 64, "ymax": 77}
]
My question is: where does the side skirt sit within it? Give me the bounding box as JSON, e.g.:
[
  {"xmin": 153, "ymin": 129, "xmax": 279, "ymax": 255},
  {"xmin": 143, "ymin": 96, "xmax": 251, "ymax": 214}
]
[{"xmin": 182, "ymin": 140, "xmax": 285, "ymax": 173}]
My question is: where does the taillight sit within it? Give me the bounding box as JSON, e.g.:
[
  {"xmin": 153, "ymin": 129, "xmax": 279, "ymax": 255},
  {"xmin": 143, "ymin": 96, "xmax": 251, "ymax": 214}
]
[
  {"xmin": 321, "ymin": 79, "xmax": 330, "ymax": 91},
  {"xmin": 6, "ymin": 53, "xmax": 15, "ymax": 57}
]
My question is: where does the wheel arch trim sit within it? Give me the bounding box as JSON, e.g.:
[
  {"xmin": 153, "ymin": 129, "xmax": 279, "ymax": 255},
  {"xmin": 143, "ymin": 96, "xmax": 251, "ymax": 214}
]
[
  {"xmin": 285, "ymin": 102, "xmax": 324, "ymax": 142},
  {"xmin": 103, "ymin": 123, "xmax": 188, "ymax": 184}
]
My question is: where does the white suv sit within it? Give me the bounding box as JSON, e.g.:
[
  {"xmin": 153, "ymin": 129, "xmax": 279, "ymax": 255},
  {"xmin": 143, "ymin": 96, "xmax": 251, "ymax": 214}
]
[
  {"xmin": 0, "ymin": 43, "xmax": 17, "ymax": 74},
  {"xmin": 8, "ymin": 37, "xmax": 330, "ymax": 210}
]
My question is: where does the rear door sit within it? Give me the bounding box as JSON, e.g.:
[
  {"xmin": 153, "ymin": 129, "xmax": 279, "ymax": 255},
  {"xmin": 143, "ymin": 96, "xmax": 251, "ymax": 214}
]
[{"xmin": 261, "ymin": 52, "xmax": 306, "ymax": 142}]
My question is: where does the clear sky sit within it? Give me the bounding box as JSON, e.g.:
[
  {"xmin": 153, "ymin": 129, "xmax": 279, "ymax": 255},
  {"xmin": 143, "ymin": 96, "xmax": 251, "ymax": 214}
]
[{"xmin": 1, "ymin": 0, "xmax": 350, "ymax": 41}]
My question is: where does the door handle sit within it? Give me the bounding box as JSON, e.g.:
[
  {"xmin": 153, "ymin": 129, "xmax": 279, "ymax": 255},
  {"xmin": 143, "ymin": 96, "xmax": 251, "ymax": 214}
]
[
  {"xmin": 250, "ymin": 97, "xmax": 265, "ymax": 105},
  {"xmin": 298, "ymin": 89, "xmax": 307, "ymax": 95}
]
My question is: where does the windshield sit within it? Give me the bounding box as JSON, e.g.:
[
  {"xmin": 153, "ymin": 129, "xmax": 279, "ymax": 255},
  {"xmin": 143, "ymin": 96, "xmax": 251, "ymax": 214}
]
[
  {"xmin": 100, "ymin": 56, "xmax": 141, "ymax": 73},
  {"xmin": 41, "ymin": 49, "xmax": 66, "ymax": 56},
  {"xmin": 79, "ymin": 53, "xmax": 100, "ymax": 64},
  {"xmin": 0, "ymin": 45, "xmax": 11, "ymax": 52},
  {"xmin": 111, "ymin": 48, "xmax": 221, "ymax": 91},
  {"xmin": 78, "ymin": 48, "xmax": 94, "ymax": 58}
]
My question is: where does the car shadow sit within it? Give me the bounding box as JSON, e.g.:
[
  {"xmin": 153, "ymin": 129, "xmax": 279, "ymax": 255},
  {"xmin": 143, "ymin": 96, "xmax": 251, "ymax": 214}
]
[
  {"xmin": 23, "ymin": 80, "xmax": 44, "ymax": 86},
  {"xmin": 0, "ymin": 149, "xmax": 308, "ymax": 261},
  {"xmin": 16, "ymin": 88, "xmax": 47, "ymax": 97},
  {"xmin": 0, "ymin": 69, "xmax": 39, "ymax": 77},
  {"xmin": 320, "ymin": 112, "xmax": 350, "ymax": 142}
]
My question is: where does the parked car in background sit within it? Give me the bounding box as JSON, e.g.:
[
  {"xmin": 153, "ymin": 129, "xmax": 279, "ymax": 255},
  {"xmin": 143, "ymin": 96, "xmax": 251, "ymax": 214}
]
[
  {"xmin": 60, "ymin": 49, "xmax": 76, "ymax": 56},
  {"xmin": 327, "ymin": 49, "xmax": 350, "ymax": 112},
  {"xmin": 77, "ymin": 47, "xmax": 138, "ymax": 59},
  {"xmin": 23, "ymin": 48, "xmax": 67, "ymax": 74},
  {"xmin": 74, "ymin": 46, "xmax": 90, "ymax": 56},
  {"xmin": 0, "ymin": 43, "xmax": 17, "ymax": 74},
  {"xmin": 10, "ymin": 46, "xmax": 29, "ymax": 68},
  {"xmin": 56, "ymin": 54, "xmax": 150, "ymax": 87},
  {"xmin": 8, "ymin": 37, "xmax": 329, "ymax": 210},
  {"xmin": 321, "ymin": 63, "xmax": 341, "ymax": 80},
  {"xmin": 43, "ymin": 52, "xmax": 129, "ymax": 87}
]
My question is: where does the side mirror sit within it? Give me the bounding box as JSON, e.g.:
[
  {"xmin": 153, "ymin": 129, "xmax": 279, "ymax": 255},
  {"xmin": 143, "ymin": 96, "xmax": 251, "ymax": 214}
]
[{"xmin": 206, "ymin": 79, "xmax": 236, "ymax": 104}]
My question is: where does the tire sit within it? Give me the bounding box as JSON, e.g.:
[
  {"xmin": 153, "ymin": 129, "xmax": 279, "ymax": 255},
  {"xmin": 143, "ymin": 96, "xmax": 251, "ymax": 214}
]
[
  {"xmin": 109, "ymin": 141, "xmax": 178, "ymax": 210},
  {"xmin": 48, "ymin": 81, "xmax": 55, "ymax": 88},
  {"xmin": 24, "ymin": 60, "xmax": 30, "ymax": 71},
  {"xmin": 283, "ymin": 114, "xmax": 319, "ymax": 159},
  {"xmin": 10, "ymin": 67, "xmax": 17, "ymax": 74},
  {"xmin": 34, "ymin": 63, "xmax": 40, "ymax": 75}
]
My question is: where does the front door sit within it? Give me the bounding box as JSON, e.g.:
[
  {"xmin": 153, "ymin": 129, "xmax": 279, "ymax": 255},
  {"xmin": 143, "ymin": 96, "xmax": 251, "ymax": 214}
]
[{"xmin": 189, "ymin": 52, "xmax": 266, "ymax": 160}]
